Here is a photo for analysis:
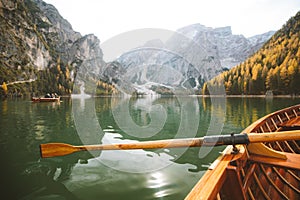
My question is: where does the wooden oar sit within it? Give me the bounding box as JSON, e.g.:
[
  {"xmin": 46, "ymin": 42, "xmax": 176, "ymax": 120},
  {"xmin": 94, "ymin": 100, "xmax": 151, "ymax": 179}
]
[{"xmin": 40, "ymin": 130, "xmax": 300, "ymax": 158}]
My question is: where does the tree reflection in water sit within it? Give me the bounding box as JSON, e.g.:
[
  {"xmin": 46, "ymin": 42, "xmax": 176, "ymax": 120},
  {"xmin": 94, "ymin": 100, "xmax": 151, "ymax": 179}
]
[{"xmin": 17, "ymin": 152, "xmax": 92, "ymax": 200}]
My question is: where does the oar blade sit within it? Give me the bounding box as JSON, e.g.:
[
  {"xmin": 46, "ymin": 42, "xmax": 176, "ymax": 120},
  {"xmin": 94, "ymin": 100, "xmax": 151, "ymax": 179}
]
[{"xmin": 40, "ymin": 143, "xmax": 78, "ymax": 158}]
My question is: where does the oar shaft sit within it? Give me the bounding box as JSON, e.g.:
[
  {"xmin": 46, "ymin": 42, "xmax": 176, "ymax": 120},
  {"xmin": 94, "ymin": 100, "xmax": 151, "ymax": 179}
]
[
  {"xmin": 76, "ymin": 138, "xmax": 203, "ymax": 151},
  {"xmin": 76, "ymin": 134, "xmax": 251, "ymax": 151},
  {"xmin": 76, "ymin": 131, "xmax": 300, "ymax": 151}
]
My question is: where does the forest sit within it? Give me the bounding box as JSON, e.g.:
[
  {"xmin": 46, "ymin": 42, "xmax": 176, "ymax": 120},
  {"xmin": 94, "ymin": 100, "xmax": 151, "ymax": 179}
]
[
  {"xmin": 203, "ymin": 11, "xmax": 300, "ymax": 96},
  {"xmin": 0, "ymin": 57, "xmax": 116, "ymax": 97}
]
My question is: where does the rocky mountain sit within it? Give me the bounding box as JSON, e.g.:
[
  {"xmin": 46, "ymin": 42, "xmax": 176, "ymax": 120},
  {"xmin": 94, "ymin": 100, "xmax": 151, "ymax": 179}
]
[
  {"xmin": 248, "ymin": 31, "xmax": 276, "ymax": 46},
  {"xmin": 176, "ymin": 24, "xmax": 274, "ymax": 69},
  {"xmin": 112, "ymin": 24, "xmax": 274, "ymax": 95},
  {"xmin": 248, "ymin": 31, "xmax": 276, "ymax": 53},
  {"xmin": 0, "ymin": 0, "xmax": 104, "ymax": 97}
]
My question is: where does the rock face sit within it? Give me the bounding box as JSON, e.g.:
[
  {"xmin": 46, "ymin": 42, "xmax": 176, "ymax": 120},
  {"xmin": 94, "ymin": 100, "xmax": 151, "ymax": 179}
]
[
  {"xmin": 0, "ymin": 0, "xmax": 104, "ymax": 95},
  {"xmin": 175, "ymin": 24, "xmax": 275, "ymax": 70},
  {"xmin": 34, "ymin": 0, "xmax": 82, "ymax": 68},
  {"xmin": 248, "ymin": 31, "xmax": 276, "ymax": 51},
  {"xmin": 69, "ymin": 34, "xmax": 105, "ymax": 83},
  {"xmin": 113, "ymin": 24, "xmax": 274, "ymax": 95}
]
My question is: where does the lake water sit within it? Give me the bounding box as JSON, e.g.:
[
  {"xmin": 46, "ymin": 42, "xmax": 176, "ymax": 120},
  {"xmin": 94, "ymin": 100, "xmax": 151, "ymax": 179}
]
[{"xmin": 1, "ymin": 96, "xmax": 300, "ymax": 200}]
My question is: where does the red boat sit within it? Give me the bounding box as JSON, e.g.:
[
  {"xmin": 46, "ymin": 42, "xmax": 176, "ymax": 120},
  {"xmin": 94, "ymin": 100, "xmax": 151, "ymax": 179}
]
[{"xmin": 31, "ymin": 96, "xmax": 60, "ymax": 102}]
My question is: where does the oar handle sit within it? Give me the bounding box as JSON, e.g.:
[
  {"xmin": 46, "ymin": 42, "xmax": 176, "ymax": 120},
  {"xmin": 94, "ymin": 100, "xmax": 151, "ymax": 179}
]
[{"xmin": 247, "ymin": 130, "xmax": 300, "ymax": 143}]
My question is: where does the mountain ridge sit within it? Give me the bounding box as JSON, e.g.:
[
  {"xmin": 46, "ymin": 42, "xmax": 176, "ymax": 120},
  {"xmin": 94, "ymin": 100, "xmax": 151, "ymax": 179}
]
[
  {"xmin": 112, "ymin": 24, "xmax": 274, "ymax": 95},
  {"xmin": 0, "ymin": 0, "xmax": 279, "ymax": 97}
]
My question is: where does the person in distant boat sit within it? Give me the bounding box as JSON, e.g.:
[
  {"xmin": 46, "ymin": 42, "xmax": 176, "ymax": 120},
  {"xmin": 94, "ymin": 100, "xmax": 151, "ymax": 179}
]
[
  {"xmin": 45, "ymin": 93, "xmax": 51, "ymax": 98},
  {"xmin": 54, "ymin": 93, "xmax": 58, "ymax": 98}
]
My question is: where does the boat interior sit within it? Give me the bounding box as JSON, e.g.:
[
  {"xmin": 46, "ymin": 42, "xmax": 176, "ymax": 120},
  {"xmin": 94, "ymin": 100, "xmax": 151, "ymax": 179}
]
[{"xmin": 185, "ymin": 105, "xmax": 300, "ymax": 200}]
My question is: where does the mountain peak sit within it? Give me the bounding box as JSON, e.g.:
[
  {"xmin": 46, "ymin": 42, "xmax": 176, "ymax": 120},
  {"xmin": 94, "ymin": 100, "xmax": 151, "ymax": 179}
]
[
  {"xmin": 213, "ymin": 26, "xmax": 232, "ymax": 37},
  {"xmin": 173, "ymin": 23, "xmax": 273, "ymax": 69},
  {"xmin": 177, "ymin": 24, "xmax": 233, "ymax": 38}
]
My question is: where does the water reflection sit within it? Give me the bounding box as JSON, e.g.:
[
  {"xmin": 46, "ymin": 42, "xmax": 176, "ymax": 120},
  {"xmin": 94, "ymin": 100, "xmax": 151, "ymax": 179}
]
[
  {"xmin": 0, "ymin": 99, "xmax": 90, "ymax": 199},
  {"xmin": 111, "ymin": 96, "xmax": 168, "ymax": 138},
  {"xmin": 148, "ymin": 172, "xmax": 172, "ymax": 198},
  {"xmin": 98, "ymin": 132, "xmax": 179, "ymax": 173},
  {"xmin": 20, "ymin": 156, "xmax": 82, "ymax": 200},
  {"xmin": 63, "ymin": 138, "xmax": 203, "ymax": 200},
  {"xmin": 72, "ymin": 98, "xmax": 103, "ymax": 158},
  {"xmin": 1, "ymin": 99, "xmax": 8, "ymax": 115}
]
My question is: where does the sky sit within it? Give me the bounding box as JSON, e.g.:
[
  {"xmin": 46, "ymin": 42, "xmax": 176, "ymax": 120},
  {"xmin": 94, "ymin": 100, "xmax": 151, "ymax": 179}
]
[{"xmin": 43, "ymin": 0, "xmax": 300, "ymax": 43}]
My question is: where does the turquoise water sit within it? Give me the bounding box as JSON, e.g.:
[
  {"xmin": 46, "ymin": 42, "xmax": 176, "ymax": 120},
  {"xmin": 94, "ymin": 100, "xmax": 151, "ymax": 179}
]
[{"xmin": 1, "ymin": 97, "xmax": 300, "ymax": 199}]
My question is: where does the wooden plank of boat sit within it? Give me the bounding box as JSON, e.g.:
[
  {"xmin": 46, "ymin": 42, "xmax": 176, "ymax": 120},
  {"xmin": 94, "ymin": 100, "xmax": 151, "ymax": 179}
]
[
  {"xmin": 249, "ymin": 152, "xmax": 300, "ymax": 170},
  {"xmin": 185, "ymin": 145, "xmax": 247, "ymax": 200},
  {"xmin": 278, "ymin": 116, "xmax": 300, "ymax": 130},
  {"xmin": 185, "ymin": 104, "xmax": 300, "ymax": 200}
]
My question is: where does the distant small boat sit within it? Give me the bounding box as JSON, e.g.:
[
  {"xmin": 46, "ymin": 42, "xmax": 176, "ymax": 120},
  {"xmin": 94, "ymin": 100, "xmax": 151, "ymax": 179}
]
[{"xmin": 31, "ymin": 96, "xmax": 60, "ymax": 102}]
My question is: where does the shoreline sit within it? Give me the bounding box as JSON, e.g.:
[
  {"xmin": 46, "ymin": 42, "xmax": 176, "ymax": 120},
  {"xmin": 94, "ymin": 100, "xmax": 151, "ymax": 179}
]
[
  {"xmin": 196, "ymin": 94, "xmax": 300, "ymax": 98},
  {"xmin": 65, "ymin": 94, "xmax": 300, "ymax": 99},
  {"xmin": 1, "ymin": 94, "xmax": 300, "ymax": 100}
]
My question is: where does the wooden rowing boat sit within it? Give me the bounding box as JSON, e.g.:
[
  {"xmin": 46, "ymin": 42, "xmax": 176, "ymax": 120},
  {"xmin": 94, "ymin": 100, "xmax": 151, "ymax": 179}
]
[
  {"xmin": 185, "ymin": 104, "xmax": 300, "ymax": 200},
  {"xmin": 31, "ymin": 96, "xmax": 60, "ymax": 102}
]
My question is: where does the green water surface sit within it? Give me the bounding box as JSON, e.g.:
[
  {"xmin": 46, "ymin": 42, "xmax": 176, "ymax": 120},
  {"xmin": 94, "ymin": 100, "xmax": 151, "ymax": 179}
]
[{"xmin": 1, "ymin": 96, "xmax": 299, "ymax": 200}]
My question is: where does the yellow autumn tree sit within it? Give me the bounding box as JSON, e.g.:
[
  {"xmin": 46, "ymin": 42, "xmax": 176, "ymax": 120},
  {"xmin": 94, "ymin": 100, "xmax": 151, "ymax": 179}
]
[
  {"xmin": 280, "ymin": 66, "xmax": 289, "ymax": 88},
  {"xmin": 2, "ymin": 82, "xmax": 8, "ymax": 95},
  {"xmin": 65, "ymin": 65, "xmax": 70, "ymax": 80},
  {"xmin": 57, "ymin": 57, "xmax": 61, "ymax": 73}
]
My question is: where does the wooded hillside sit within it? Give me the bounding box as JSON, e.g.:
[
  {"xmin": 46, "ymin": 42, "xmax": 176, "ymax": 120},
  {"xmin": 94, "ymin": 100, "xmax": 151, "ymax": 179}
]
[{"xmin": 203, "ymin": 11, "xmax": 300, "ymax": 95}]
